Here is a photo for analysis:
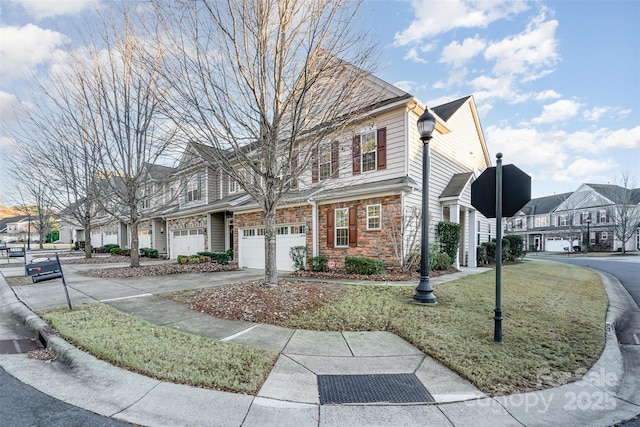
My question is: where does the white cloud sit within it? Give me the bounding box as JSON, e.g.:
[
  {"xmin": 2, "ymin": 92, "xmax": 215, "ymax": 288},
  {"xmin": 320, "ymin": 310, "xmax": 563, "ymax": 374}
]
[
  {"xmin": 535, "ymin": 90, "xmax": 561, "ymax": 101},
  {"xmin": 0, "ymin": 24, "xmax": 69, "ymax": 81},
  {"xmin": 0, "ymin": 136, "xmax": 18, "ymax": 150},
  {"xmin": 484, "ymin": 125, "xmax": 567, "ymax": 170},
  {"xmin": 9, "ymin": 0, "xmax": 98, "ymax": 20},
  {"xmin": 583, "ymin": 106, "xmax": 609, "ymax": 121},
  {"xmin": 403, "ymin": 47, "xmax": 427, "ymax": 64},
  {"xmin": 532, "ymin": 99, "xmax": 582, "ymax": 124},
  {"xmin": 0, "ymin": 91, "xmax": 19, "ymax": 118},
  {"xmin": 484, "ymin": 11, "xmax": 559, "ymax": 79},
  {"xmin": 552, "ymin": 157, "xmax": 617, "ymax": 183},
  {"xmin": 440, "ymin": 36, "xmax": 486, "ymax": 68},
  {"xmin": 394, "ymin": 0, "xmax": 528, "ymax": 45}
]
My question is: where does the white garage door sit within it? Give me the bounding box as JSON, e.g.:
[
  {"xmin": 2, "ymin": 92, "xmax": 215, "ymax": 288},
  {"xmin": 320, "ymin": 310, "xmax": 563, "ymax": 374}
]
[
  {"xmin": 545, "ymin": 238, "xmax": 578, "ymax": 252},
  {"xmin": 240, "ymin": 224, "xmax": 306, "ymax": 271},
  {"xmin": 171, "ymin": 228, "xmax": 205, "ymax": 259}
]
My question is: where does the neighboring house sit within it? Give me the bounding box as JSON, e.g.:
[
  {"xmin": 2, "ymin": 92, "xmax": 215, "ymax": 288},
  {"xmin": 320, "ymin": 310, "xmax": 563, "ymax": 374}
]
[
  {"xmin": 0, "ymin": 215, "xmax": 33, "ymax": 243},
  {"xmin": 507, "ymin": 183, "xmax": 640, "ymax": 252},
  {"xmin": 161, "ymin": 87, "xmax": 493, "ymax": 271}
]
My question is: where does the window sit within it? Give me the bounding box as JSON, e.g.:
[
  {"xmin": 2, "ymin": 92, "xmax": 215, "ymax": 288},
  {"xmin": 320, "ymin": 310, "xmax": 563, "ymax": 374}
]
[
  {"xmin": 361, "ymin": 130, "xmax": 376, "ymax": 172},
  {"xmin": 257, "ymin": 228, "xmax": 265, "ymax": 236},
  {"xmin": 291, "ymin": 225, "xmax": 302, "ymax": 234},
  {"xmin": 243, "ymin": 229, "xmax": 255, "ymax": 237},
  {"xmin": 319, "ymin": 143, "xmax": 332, "ymax": 181},
  {"xmin": 535, "ymin": 216, "xmax": 547, "ymax": 227},
  {"xmin": 335, "ymin": 208, "xmax": 349, "ymax": 247},
  {"xmin": 581, "ymin": 212, "xmax": 591, "ymax": 224},
  {"xmin": 229, "ymin": 175, "xmax": 238, "ymax": 194},
  {"xmin": 559, "ymin": 214, "xmax": 568, "ymax": 226},
  {"xmin": 601, "ymin": 231, "xmax": 608, "ymax": 240},
  {"xmin": 186, "ymin": 176, "xmax": 201, "ymax": 202},
  {"xmin": 598, "ymin": 210, "xmax": 608, "ymax": 223},
  {"xmin": 367, "ymin": 205, "xmax": 381, "ymax": 230},
  {"xmin": 277, "ymin": 226, "xmax": 289, "ymax": 235}
]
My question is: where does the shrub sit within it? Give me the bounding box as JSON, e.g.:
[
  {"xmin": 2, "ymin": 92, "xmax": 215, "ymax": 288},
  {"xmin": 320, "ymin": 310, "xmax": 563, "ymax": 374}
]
[
  {"xmin": 104, "ymin": 244, "xmax": 120, "ymax": 252},
  {"xmin": 139, "ymin": 247, "xmax": 151, "ymax": 257},
  {"xmin": 481, "ymin": 241, "xmax": 496, "ymax": 263},
  {"xmin": 308, "ymin": 256, "xmax": 328, "ymax": 272},
  {"xmin": 178, "ymin": 254, "xmax": 209, "ymax": 264},
  {"xmin": 197, "ymin": 251, "xmax": 230, "ymax": 264},
  {"xmin": 504, "ymin": 234, "xmax": 525, "ymax": 261},
  {"xmin": 437, "ymin": 221, "xmax": 461, "ymax": 266},
  {"xmin": 344, "ymin": 256, "xmax": 384, "ymax": 275},
  {"xmin": 147, "ymin": 249, "xmax": 159, "ymax": 258},
  {"xmin": 109, "ymin": 248, "xmax": 130, "ymax": 256},
  {"xmin": 226, "ymin": 248, "xmax": 234, "ymax": 260},
  {"xmin": 477, "ymin": 245, "xmax": 488, "ymax": 265},
  {"xmin": 427, "ymin": 243, "xmax": 440, "ymax": 271},
  {"xmin": 289, "ymin": 246, "xmax": 309, "ymax": 271},
  {"xmin": 434, "ymin": 252, "xmax": 451, "ymax": 270}
]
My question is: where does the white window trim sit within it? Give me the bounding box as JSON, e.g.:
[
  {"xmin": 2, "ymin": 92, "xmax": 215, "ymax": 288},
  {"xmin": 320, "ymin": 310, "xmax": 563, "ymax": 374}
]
[
  {"xmin": 319, "ymin": 142, "xmax": 332, "ymax": 181},
  {"xmin": 360, "ymin": 128, "xmax": 377, "ymax": 173},
  {"xmin": 366, "ymin": 204, "xmax": 381, "ymax": 230},
  {"xmin": 335, "ymin": 208, "xmax": 349, "ymax": 248}
]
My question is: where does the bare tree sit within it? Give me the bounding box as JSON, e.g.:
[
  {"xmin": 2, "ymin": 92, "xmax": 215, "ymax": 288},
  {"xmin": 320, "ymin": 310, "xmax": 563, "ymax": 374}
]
[
  {"xmin": 12, "ymin": 46, "xmax": 104, "ymax": 258},
  {"xmin": 13, "ymin": 167, "xmax": 55, "ymax": 250},
  {"xmin": 75, "ymin": 4, "xmax": 177, "ymax": 267},
  {"xmin": 611, "ymin": 172, "xmax": 640, "ymax": 254},
  {"xmin": 382, "ymin": 204, "xmax": 423, "ymax": 273},
  {"xmin": 155, "ymin": 0, "xmax": 380, "ymax": 285}
]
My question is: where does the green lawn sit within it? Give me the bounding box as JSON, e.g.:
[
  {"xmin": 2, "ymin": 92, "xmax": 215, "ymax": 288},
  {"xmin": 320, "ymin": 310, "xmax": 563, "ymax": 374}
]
[
  {"xmin": 283, "ymin": 260, "xmax": 607, "ymax": 395},
  {"xmin": 39, "ymin": 304, "xmax": 278, "ymax": 394},
  {"xmin": 39, "ymin": 260, "xmax": 607, "ymax": 396}
]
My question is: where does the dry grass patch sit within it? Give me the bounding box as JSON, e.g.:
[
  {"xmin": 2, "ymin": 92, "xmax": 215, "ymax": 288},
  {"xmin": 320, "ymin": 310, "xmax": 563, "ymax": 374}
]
[
  {"xmin": 5, "ymin": 276, "xmax": 34, "ymax": 286},
  {"xmin": 39, "ymin": 303, "xmax": 278, "ymax": 394}
]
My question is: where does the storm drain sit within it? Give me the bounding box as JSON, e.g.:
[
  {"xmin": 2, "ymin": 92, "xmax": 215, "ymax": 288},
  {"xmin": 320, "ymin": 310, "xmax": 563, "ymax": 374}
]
[
  {"xmin": 617, "ymin": 333, "xmax": 640, "ymax": 345},
  {"xmin": 317, "ymin": 373, "xmax": 434, "ymax": 405},
  {"xmin": 0, "ymin": 339, "xmax": 42, "ymax": 354}
]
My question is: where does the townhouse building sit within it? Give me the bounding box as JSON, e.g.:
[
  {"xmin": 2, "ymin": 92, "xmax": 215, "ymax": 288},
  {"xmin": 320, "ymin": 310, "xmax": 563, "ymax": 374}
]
[
  {"xmin": 62, "ymin": 75, "xmax": 497, "ymax": 271},
  {"xmin": 507, "ymin": 183, "xmax": 640, "ymax": 252}
]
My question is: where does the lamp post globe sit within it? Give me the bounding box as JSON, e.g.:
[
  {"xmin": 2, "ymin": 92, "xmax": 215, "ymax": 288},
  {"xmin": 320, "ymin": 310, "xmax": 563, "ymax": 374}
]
[{"xmin": 413, "ymin": 107, "xmax": 437, "ymax": 305}]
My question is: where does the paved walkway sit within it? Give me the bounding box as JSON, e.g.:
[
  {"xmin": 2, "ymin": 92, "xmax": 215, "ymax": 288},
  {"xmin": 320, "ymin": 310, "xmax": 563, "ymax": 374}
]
[{"xmin": 1, "ymin": 254, "xmax": 639, "ymax": 426}]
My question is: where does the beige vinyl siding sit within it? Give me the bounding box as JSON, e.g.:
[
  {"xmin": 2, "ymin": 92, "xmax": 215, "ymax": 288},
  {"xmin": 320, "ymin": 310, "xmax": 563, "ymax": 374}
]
[
  {"xmin": 209, "ymin": 214, "xmax": 225, "ymax": 252},
  {"xmin": 153, "ymin": 226, "xmax": 167, "ymax": 254},
  {"xmin": 431, "ymin": 101, "xmax": 489, "ymax": 171},
  {"xmin": 207, "ymin": 166, "xmax": 220, "ymax": 201}
]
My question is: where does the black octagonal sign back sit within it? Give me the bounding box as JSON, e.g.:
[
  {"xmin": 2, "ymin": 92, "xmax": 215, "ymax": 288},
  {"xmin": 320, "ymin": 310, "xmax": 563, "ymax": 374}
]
[{"xmin": 471, "ymin": 164, "xmax": 531, "ymax": 218}]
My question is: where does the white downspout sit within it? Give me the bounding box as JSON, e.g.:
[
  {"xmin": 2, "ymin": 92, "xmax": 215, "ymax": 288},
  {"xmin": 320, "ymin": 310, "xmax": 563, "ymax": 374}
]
[{"xmin": 307, "ymin": 188, "xmax": 324, "ymax": 257}]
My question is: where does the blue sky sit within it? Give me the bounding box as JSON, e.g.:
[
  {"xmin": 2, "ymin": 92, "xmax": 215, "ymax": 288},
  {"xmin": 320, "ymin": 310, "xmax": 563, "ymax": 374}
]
[{"xmin": 1, "ymin": 0, "xmax": 639, "ymax": 206}]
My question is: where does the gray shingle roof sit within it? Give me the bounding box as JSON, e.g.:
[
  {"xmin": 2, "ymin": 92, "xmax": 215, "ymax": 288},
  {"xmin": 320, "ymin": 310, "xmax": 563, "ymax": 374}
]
[
  {"xmin": 521, "ymin": 193, "xmax": 572, "ymax": 215},
  {"xmin": 439, "ymin": 172, "xmax": 473, "ymax": 198},
  {"xmin": 432, "ymin": 96, "xmax": 471, "ymax": 121}
]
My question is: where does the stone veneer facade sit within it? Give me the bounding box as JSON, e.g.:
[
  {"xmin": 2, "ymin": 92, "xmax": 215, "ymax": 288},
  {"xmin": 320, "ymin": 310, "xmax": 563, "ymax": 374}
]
[
  {"xmin": 167, "ymin": 214, "xmax": 209, "ymax": 251},
  {"xmin": 318, "ymin": 195, "xmax": 402, "ymax": 269},
  {"xmin": 230, "ymin": 195, "xmax": 404, "ymax": 269}
]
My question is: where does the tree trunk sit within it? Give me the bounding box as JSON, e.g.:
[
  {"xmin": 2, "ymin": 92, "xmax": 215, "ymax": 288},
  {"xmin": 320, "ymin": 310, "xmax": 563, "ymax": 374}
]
[
  {"xmin": 83, "ymin": 209, "xmax": 92, "ymax": 259},
  {"xmin": 263, "ymin": 208, "xmax": 278, "ymax": 286},
  {"xmin": 130, "ymin": 220, "xmax": 140, "ymax": 268}
]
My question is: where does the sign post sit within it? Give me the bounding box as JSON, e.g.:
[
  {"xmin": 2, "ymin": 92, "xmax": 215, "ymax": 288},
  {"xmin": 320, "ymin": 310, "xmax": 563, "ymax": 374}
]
[
  {"xmin": 494, "ymin": 154, "xmax": 503, "ymax": 343},
  {"xmin": 471, "ymin": 153, "xmax": 531, "ymax": 343}
]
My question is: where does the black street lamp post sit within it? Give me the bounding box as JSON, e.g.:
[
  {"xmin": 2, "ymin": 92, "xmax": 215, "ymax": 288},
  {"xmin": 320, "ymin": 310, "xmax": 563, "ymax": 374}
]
[
  {"xmin": 585, "ymin": 218, "xmax": 591, "ymax": 253},
  {"xmin": 413, "ymin": 107, "xmax": 437, "ymax": 305}
]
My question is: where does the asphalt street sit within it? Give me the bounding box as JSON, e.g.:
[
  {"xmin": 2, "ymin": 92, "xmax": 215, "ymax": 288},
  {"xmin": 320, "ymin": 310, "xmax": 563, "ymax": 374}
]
[{"xmin": 537, "ymin": 255, "xmax": 639, "ymax": 308}]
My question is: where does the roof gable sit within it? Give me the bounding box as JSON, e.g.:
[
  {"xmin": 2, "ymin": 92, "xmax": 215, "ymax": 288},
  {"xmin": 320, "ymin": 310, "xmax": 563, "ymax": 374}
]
[{"xmin": 432, "ymin": 96, "xmax": 471, "ymax": 122}]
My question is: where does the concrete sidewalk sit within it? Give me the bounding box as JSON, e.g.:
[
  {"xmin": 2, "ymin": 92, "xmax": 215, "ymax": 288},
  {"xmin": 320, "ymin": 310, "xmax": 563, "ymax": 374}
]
[{"xmin": 1, "ymin": 258, "xmax": 639, "ymax": 426}]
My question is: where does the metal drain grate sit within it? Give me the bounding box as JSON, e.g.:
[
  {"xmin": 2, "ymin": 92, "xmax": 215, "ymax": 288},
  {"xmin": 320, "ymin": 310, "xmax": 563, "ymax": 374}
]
[
  {"xmin": 0, "ymin": 339, "xmax": 42, "ymax": 354},
  {"xmin": 317, "ymin": 373, "xmax": 434, "ymax": 405},
  {"xmin": 617, "ymin": 333, "xmax": 640, "ymax": 345}
]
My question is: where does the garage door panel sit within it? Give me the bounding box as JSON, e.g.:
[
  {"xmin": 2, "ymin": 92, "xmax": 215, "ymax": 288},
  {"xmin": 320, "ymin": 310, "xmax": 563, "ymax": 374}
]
[
  {"xmin": 240, "ymin": 226, "xmax": 306, "ymax": 271},
  {"xmin": 171, "ymin": 229, "xmax": 205, "ymax": 259}
]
